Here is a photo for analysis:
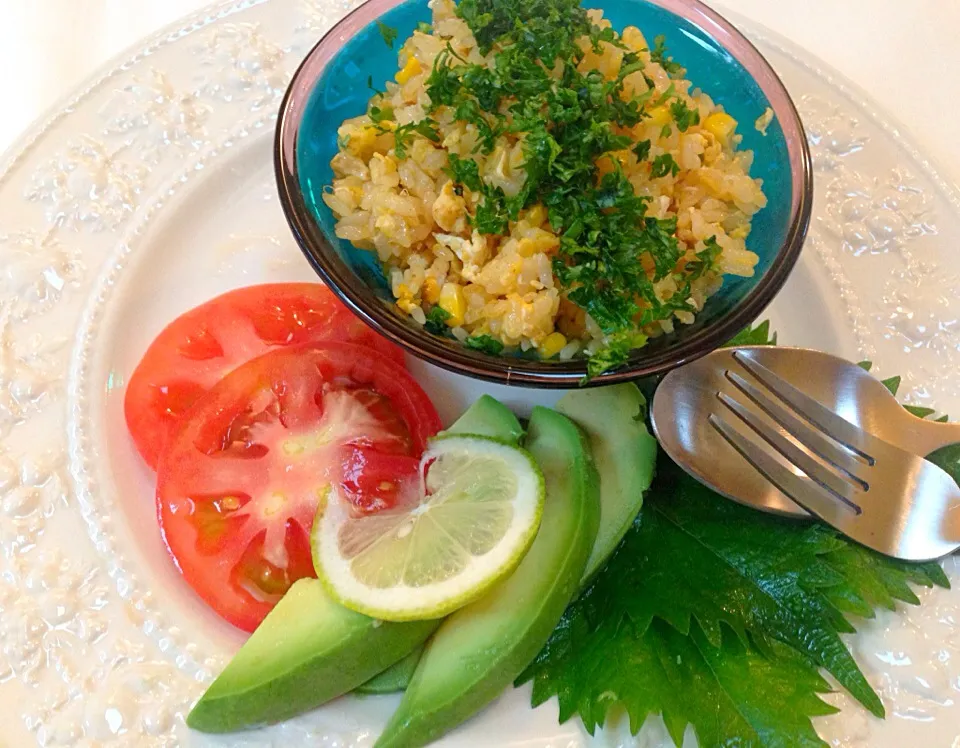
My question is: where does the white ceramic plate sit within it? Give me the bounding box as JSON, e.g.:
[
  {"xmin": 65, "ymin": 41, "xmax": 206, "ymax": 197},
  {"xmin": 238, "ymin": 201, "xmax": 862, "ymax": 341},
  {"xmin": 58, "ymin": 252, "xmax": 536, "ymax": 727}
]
[{"xmin": 1, "ymin": 1, "xmax": 958, "ymax": 746}]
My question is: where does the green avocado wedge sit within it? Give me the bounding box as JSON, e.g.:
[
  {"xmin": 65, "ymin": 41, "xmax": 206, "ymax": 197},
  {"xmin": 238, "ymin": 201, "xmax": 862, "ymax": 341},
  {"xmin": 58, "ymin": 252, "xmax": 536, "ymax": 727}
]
[
  {"xmin": 365, "ymin": 387, "xmax": 656, "ymax": 695},
  {"xmin": 556, "ymin": 383, "xmax": 658, "ymax": 585},
  {"xmin": 356, "ymin": 645, "xmax": 425, "ymax": 695},
  {"xmin": 374, "ymin": 407, "xmax": 601, "ymax": 748},
  {"xmin": 186, "ymin": 580, "xmax": 436, "ymax": 733},
  {"xmin": 354, "ymin": 395, "xmax": 524, "ymax": 694},
  {"xmin": 441, "ymin": 393, "xmax": 524, "ymax": 442},
  {"xmin": 187, "ymin": 395, "xmax": 526, "ymax": 731}
]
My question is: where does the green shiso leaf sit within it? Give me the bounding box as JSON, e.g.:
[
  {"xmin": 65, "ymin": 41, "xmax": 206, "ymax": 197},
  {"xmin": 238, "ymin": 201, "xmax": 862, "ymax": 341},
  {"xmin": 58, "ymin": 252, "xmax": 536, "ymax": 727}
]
[{"xmin": 519, "ymin": 322, "xmax": 951, "ymax": 746}]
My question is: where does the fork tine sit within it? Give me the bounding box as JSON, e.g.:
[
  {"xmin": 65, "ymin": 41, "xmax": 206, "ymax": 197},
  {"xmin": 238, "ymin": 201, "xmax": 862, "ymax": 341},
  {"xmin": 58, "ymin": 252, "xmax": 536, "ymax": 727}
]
[
  {"xmin": 724, "ymin": 370, "xmax": 869, "ymax": 489},
  {"xmin": 709, "ymin": 414, "xmax": 860, "ymax": 527},
  {"xmin": 717, "ymin": 392, "xmax": 863, "ymax": 513},
  {"xmin": 732, "ymin": 350, "xmax": 876, "ymax": 464}
]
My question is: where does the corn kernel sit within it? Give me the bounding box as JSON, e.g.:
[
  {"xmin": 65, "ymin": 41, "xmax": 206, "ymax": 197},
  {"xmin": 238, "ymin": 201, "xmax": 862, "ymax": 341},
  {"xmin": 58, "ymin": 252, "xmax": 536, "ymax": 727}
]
[
  {"xmin": 524, "ymin": 205, "xmax": 548, "ymax": 227},
  {"xmin": 647, "ymin": 105, "xmax": 671, "ymax": 128},
  {"xmin": 438, "ymin": 283, "xmax": 466, "ymax": 326},
  {"xmin": 396, "ymin": 57, "xmax": 423, "ymax": 85},
  {"xmin": 703, "ymin": 112, "xmax": 738, "ymax": 146},
  {"xmin": 397, "ymin": 299, "xmax": 419, "ymax": 314},
  {"xmin": 539, "ymin": 332, "xmax": 568, "ymax": 359},
  {"xmin": 517, "ymin": 238, "xmax": 537, "ymax": 258},
  {"xmin": 423, "ymin": 277, "xmax": 441, "ymax": 304}
]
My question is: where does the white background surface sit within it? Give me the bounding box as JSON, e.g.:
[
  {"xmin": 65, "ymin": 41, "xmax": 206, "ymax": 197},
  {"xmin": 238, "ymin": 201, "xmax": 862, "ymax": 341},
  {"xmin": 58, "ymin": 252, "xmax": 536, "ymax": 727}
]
[{"xmin": 0, "ymin": 0, "xmax": 958, "ymax": 182}]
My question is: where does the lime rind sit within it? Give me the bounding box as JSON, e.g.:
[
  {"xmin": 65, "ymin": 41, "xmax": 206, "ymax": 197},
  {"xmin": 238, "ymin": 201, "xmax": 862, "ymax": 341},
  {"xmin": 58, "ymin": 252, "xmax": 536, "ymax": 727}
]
[{"xmin": 312, "ymin": 436, "xmax": 545, "ymax": 622}]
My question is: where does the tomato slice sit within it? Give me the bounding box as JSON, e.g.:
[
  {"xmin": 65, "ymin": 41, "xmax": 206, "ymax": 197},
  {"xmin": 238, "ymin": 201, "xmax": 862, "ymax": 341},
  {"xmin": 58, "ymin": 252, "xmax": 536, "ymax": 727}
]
[
  {"xmin": 156, "ymin": 343, "xmax": 441, "ymax": 631},
  {"xmin": 125, "ymin": 283, "xmax": 405, "ymax": 470}
]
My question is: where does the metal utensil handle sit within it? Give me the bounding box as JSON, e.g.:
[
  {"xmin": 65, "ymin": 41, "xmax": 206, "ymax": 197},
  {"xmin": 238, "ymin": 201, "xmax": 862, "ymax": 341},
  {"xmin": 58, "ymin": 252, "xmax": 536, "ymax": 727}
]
[{"xmin": 907, "ymin": 417, "xmax": 960, "ymax": 458}]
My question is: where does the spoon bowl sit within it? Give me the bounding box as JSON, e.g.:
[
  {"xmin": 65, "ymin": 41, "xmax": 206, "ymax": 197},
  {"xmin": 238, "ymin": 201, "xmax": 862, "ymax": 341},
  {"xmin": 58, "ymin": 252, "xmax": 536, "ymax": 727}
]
[{"xmin": 651, "ymin": 346, "xmax": 960, "ymax": 517}]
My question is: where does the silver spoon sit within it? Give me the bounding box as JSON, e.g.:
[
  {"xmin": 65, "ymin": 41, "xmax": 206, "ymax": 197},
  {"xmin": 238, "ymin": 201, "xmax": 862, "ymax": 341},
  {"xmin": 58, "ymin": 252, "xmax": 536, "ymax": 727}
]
[{"xmin": 651, "ymin": 346, "xmax": 960, "ymax": 518}]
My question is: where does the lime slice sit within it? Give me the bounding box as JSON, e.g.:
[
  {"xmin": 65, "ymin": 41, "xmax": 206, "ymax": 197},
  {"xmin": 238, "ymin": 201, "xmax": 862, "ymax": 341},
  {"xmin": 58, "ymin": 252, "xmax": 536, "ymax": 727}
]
[{"xmin": 312, "ymin": 435, "xmax": 545, "ymax": 621}]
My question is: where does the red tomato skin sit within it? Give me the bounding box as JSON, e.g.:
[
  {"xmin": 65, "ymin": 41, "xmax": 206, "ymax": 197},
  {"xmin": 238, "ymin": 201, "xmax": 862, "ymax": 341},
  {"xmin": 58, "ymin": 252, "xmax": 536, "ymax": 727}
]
[
  {"xmin": 124, "ymin": 283, "xmax": 405, "ymax": 470},
  {"xmin": 155, "ymin": 343, "xmax": 440, "ymax": 632}
]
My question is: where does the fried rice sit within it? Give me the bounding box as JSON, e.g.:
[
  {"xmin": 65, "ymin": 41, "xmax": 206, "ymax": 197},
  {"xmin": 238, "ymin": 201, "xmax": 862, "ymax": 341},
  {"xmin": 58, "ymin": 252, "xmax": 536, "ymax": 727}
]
[{"xmin": 323, "ymin": 0, "xmax": 766, "ymax": 365}]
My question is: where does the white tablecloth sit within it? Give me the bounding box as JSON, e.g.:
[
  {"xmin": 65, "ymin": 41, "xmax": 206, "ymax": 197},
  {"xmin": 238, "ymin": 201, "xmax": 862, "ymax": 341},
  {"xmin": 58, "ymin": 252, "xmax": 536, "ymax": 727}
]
[{"xmin": 0, "ymin": 0, "xmax": 958, "ymax": 182}]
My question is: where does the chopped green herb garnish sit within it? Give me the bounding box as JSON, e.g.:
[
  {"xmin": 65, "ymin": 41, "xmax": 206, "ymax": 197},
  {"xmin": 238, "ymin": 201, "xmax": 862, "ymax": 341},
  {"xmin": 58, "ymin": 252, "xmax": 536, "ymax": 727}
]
[
  {"xmin": 445, "ymin": 153, "xmax": 484, "ymax": 192},
  {"xmin": 659, "ymin": 124, "xmax": 672, "ymax": 139},
  {"xmin": 670, "ymin": 98, "xmax": 701, "ymax": 131},
  {"xmin": 369, "ymin": 103, "xmax": 395, "ymax": 125},
  {"xmin": 650, "ymin": 153, "xmax": 680, "ymax": 178},
  {"xmin": 632, "ymin": 139, "xmax": 651, "ymax": 161},
  {"xmin": 377, "ymin": 0, "xmax": 734, "ymax": 375},
  {"xmin": 584, "ymin": 330, "xmax": 648, "ymax": 379},
  {"xmin": 425, "ymin": 49, "xmax": 464, "ymax": 108},
  {"xmin": 652, "ymin": 82, "xmax": 677, "ymax": 107},
  {"xmin": 393, "ymin": 118, "xmax": 441, "ymax": 160},
  {"xmin": 465, "ymin": 334, "xmax": 505, "ymax": 355},
  {"xmin": 377, "ymin": 21, "xmax": 399, "ymax": 48},
  {"xmin": 686, "ymin": 235, "xmax": 722, "ymax": 280},
  {"xmin": 457, "ymin": 0, "xmax": 591, "ymax": 59},
  {"xmin": 472, "ymin": 186, "xmax": 523, "ymax": 235},
  {"xmin": 650, "ymin": 34, "xmax": 684, "ymax": 76},
  {"xmin": 416, "ymin": 21, "xmax": 433, "ymax": 34},
  {"xmin": 424, "ymin": 305, "xmax": 451, "ymax": 335}
]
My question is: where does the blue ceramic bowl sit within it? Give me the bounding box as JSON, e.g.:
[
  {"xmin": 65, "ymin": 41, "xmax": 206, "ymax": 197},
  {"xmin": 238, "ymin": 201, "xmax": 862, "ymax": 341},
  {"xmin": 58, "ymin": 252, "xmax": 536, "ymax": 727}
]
[{"xmin": 276, "ymin": 0, "xmax": 812, "ymax": 387}]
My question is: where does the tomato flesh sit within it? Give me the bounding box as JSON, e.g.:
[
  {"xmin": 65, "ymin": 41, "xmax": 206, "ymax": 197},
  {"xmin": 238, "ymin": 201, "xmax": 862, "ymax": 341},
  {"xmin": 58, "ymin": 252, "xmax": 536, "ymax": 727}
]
[
  {"xmin": 156, "ymin": 343, "xmax": 440, "ymax": 631},
  {"xmin": 125, "ymin": 283, "xmax": 404, "ymax": 470},
  {"xmin": 338, "ymin": 447, "xmax": 423, "ymax": 514}
]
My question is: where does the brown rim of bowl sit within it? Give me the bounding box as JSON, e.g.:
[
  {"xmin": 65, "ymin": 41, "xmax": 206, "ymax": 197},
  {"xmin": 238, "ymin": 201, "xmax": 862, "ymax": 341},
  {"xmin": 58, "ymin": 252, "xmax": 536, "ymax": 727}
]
[{"xmin": 275, "ymin": 0, "xmax": 813, "ymax": 388}]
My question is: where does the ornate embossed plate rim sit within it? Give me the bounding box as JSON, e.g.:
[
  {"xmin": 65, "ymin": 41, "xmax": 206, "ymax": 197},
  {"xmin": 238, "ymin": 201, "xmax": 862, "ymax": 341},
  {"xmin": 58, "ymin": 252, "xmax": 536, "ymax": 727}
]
[
  {"xmin": 1, "ymin": 0, "xmax": 956, "ymax": 746},
  {"xmin": 0, "ymin": 0, "xmax": 268, "ymax": 189},
  {"xmin": 731, "ymin": 7, "xmax": 960, "ymax": 402},
  {"xmin": 719, "ymin": 3, "xmax": 960, "ymax": 213},
  {"xmin": 66, "ymin": 114, "xmax": 281, "ymax": 683}
]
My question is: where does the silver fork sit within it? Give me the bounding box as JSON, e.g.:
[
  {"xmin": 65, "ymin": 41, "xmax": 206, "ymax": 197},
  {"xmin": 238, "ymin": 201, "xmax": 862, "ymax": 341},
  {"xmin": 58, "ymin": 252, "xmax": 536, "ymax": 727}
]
[{"xmin": 706, "ymin": 350, "xmax": 960, "ymax": 561}]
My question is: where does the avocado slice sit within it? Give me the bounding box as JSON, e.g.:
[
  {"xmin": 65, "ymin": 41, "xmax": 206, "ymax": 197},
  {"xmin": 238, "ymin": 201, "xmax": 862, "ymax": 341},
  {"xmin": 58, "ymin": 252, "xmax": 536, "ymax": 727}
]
[
  {"xmin": 556, "ymin": 383, "xmax": 658, "ymax": 585},
  {"xmin": 353, "ymin": 394, "xmax": 525, "ymax": 695},
  {"xmin": 187, "ymin": 395, "xmax": 525, "ymax": 731},
  {"xmin": 350, "ymin": 396, "xmax": 525, "ymax": 695},
  {"xmin": 374, "ymin": 406, "xmax": 601, "ymax": 748},
  {"xmin": 441, "ymin": 393, "xmax": 524, "ymax": 442},
  {"xmin": 356, "ymin": 645, "xmax": 424, "ymax": 695},
  {"xmin": 359, "ymin": 387, "xmax": 657, "ymax": 696},
  {"xmin": 187, "ymin": 580, "xmax": 436, "ymax": 733}
]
